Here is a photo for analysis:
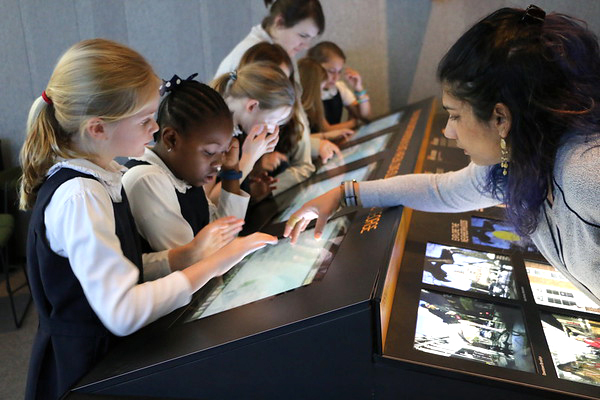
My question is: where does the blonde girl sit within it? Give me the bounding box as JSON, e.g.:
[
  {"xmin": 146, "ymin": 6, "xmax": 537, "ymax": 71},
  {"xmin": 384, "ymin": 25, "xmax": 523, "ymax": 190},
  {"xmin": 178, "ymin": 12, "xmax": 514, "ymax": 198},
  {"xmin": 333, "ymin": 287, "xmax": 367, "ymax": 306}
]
[
  {"xmin": 210, "ymin": 61, "xmax": 308, "ymax": 198},
  {"xmin": 21, "ymin": 38, "xmax": 275, "ymax": 400}
]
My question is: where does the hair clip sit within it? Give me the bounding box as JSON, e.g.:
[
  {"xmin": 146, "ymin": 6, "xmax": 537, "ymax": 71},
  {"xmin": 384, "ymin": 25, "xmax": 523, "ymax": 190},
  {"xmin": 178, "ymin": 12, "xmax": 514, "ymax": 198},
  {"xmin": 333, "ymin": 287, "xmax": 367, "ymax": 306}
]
[
  {"xmin": 159, "ymin": 73, "xmax": 199, "ymax": 96},
  {"xmin": 229, "ymin": 70, "xmax": 238, "ymax": 82},
  {"xmin": 521, "ymin": 4, "xmax": 545, "ymax": 26}
]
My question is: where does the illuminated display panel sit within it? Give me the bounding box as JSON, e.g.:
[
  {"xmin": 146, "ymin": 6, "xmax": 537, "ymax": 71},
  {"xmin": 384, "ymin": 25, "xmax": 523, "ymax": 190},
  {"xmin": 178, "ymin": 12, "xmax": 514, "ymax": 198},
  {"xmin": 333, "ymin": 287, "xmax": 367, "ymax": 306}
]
[
  {"xmin": 353, "ymin": 111, "xmax": 403, "ymax": 140},
  {"xmin": 525, "ymin": 260, "xmax": 600, "ymax": 315},
  {"xmin": 275, "ymin": 161, "xmax": 378, "ymax": 223},
  {"xmin": 316, "ymin": 132, "xmax": 393, "ymax": 174},
  {"xmin": 184, "ymin": 216, "xmax": 351, "ymax": 322},
  {"xmin": 541, "ymin": 312, "xmax": 600, "ymax": 387},
  {"xmin": 471, "ymin": 216, "xmax": 538, "ymax": 254},
  {"xmin": 414, "ymin": 289, "xmax": 535, "ymax": 372},
  {"xmin": 423, "ymin": 242, "xmax": 517, "ymax": 299}
]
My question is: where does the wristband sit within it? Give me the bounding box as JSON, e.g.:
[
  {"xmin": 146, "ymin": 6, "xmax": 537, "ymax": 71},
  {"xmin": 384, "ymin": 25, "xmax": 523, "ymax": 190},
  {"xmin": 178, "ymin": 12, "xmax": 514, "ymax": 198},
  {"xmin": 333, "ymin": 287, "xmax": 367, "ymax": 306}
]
[
  {"xmin": 340, "ymin": 179, "xmax": 358, "ymax": 207},
  {"xmin": 219, "ymin": 169, "xmax": 243, "ymax": 180},
  {"xmin": 354, "ymin": 89, "xmax": 367, "ymax": 97},
  {"xmin": 357, "ymin": 95, "xmax": 370, "ymax": 104}
]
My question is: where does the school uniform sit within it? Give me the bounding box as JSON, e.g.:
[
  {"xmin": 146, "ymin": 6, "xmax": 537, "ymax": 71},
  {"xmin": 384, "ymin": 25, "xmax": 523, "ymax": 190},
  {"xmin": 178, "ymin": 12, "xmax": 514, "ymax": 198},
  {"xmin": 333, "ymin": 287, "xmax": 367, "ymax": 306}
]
[
  {"xmin": 25, "ymin": 159, "xmax": 193, "ymax": 400},
  {"xmin": 122, "ymin": 148, "xmax": 249, "ymax": 255},
  {"xmin": 322, "ymin": 81, "xmax": 357, "ymax": 125},
  {"xmin": 214, "ymin": 24, "xmax": 316, "ymax": 194}
]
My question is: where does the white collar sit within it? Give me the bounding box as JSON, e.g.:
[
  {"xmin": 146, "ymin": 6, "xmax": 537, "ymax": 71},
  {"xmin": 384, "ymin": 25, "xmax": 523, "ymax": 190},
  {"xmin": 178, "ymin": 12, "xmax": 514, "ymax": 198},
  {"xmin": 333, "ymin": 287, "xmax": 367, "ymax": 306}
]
[
  {"xmin": 131, "ymin": 147, "xmax": 191, "ymax": 193},
  {"xmin": 233, "ymin": 125, "xmax": 244, "ymax": 137},
  {"xmin": 249, "ymin": 24, "xmax": 273, "ymax": 43},
  {"xmin": 48, "ymin": 158, "xmax": 126, "ymax": 202}
]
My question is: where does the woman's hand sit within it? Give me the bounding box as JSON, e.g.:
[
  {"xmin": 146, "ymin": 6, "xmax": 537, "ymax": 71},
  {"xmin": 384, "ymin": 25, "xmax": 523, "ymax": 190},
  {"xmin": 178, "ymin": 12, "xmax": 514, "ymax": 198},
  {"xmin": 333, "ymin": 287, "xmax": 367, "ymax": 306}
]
[
  {"xmin": 344, "ymin": 67, "xmax": 363, "ymax": 92},
  {"xmin": 190, "ymin": 216, "xmax": 244, "ymax": 260},
  {"xmin": 283, "ymin": 187, "xmax": 342, "ymax": 244},
  {"xmin": 318, "ymin": 139, "xmax": 343, "ymax": 164},
  {"xmin": 241, "ymin": 124, "xmax": 280, "ymax": 163}
]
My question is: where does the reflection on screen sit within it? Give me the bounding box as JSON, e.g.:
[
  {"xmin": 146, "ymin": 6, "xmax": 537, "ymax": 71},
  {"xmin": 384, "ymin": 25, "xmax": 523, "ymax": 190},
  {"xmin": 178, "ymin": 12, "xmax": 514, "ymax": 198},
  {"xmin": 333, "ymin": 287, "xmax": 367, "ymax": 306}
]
[
  {"xmin": 423, "ymin": 243, "xmax": 517, "ymax": 299},
  {"xmin": 317, "ymin": 132, "xmax": 392, "ymax": 174},
  {"xmin": 275, "ymin": 161, "xmax": 378, "ymax": 223},
  {"xmin": 471, "ymin": 216, "xmax": 538, "ymax": 254},
  {"xmin": 414, "ymin": 289, "xmax": 535, "ymax": 372},
  {"xmin": 525, "ymin": 261, "xmax": 600, "ymax": 314},
  {"xmin": 541, "ymin": 313, "xmax": 600, "ymax": 387},
  {"xmin": 184, "ymin": 217, "xmax": 351, "ymax": 322},
  {"xmin": 353, "ymin": 111, "xmax": 403, "ymax": 140}
]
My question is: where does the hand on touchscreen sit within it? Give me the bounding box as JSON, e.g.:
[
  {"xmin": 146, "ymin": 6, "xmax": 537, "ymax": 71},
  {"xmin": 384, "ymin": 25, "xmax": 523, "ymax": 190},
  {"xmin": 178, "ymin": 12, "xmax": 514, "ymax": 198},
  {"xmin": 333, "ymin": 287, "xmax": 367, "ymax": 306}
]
[
  {"xmin": 283, "ymin": 186, "xmax": 342, "ymax": 244},
  {"xmin": 319, "ymin": 139, "xmax": 343, "ymax": 164},
  {"xmin": 191, "ymin": 216, "xmax": 245, "ymax": 260},
  {"xmin": 214, "ymin": 232, "xmax": 279, "ymax": 274}
]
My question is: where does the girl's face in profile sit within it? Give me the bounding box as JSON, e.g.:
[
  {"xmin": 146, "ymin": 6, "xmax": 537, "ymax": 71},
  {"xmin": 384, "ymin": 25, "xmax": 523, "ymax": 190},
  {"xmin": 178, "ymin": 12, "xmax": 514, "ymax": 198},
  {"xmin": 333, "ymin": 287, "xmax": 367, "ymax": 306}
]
[
  {"xmin": 169, "ymin": 121, "xmax": 233, "ymax": 187},
  {"xmin": 442, "ymin": 88, "xmax": 508, "ymax": 166},
  {"xmin": 238, "ymin": 104, "xmax": 292, "ymax": 135},
  {"xmin": 104, "ymin": 93, "xmax": 160, "ymax": 159}
]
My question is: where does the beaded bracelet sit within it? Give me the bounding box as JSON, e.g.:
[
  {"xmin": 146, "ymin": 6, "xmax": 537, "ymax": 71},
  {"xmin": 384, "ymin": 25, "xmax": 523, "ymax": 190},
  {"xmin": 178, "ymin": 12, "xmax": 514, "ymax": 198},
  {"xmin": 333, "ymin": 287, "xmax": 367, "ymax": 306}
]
[{"xmin": 357, "ymin": 95, "xmax": 370, "ymax": 104}]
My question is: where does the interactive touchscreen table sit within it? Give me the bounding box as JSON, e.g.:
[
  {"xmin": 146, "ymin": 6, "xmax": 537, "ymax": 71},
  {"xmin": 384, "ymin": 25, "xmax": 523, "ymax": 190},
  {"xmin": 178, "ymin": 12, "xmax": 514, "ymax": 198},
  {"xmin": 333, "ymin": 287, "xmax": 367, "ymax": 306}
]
[
  {"xmin": 353, "ymin": 111, "xmax": 404, "ymax": 140},
  {"xmin": 274, "ymin": 161, "xmax": 379, "ymax": 223},
  {"xmin": 316, "ymin": 131, "xmax": 393, "ymax": 174},
  {"xmin": 185, "ymin": 216, "xmax": 350, "ymax": 321}
]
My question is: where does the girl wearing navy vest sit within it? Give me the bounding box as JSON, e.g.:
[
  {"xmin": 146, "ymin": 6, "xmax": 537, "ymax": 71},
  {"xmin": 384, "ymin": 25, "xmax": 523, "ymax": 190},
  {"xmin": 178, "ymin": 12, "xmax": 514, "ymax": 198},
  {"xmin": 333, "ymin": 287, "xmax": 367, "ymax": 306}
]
[
  {"xmin": 307, "ymin": 41, "xmax": 371, "ymax": 130},
  {"xmin": 20, "ymin": 39, "xmax": 277, "ymax": 400},
  {"xmin": 122, "ymin": 76, "xmax": 249, "ymax": 252}
]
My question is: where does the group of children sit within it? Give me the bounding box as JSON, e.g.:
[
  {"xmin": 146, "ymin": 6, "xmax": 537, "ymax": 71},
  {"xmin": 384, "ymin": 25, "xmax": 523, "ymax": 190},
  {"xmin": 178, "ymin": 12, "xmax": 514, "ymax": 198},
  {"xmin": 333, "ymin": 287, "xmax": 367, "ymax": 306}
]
[{"xmin": 20, "ymin": 1, "xmax": 373, "ymax": 399}]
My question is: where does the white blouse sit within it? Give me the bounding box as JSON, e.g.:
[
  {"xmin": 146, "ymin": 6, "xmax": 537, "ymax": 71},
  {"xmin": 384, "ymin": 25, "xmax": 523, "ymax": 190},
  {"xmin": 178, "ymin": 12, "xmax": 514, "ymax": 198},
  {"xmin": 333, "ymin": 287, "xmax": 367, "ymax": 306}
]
[
  {"xmin": 122, "ymin": 147, "xmax": 250, "ymax": 252},
  {"xmin": 44, "ymin": 159, "xmax": 193, "ymax": 337}
]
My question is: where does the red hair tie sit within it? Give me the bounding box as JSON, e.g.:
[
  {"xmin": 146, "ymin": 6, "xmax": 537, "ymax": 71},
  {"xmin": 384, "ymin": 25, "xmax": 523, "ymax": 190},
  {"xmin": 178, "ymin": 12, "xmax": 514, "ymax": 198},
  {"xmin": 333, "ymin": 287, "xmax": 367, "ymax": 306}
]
[{"xmin": 41, "ymin": 91, "xmax": 53, "ymax": 105}]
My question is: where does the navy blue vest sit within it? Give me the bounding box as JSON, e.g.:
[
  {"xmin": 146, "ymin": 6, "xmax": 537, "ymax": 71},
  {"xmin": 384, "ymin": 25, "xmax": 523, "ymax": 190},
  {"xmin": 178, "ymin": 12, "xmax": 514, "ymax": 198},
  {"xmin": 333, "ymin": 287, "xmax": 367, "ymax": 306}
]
[
  {"xmin": 25, "ymin": 168, "xmax": 143, "ymax": 400},
  {"xmin": 323, "ymin": 90, "xmax": 344, "ymax": 125},
  {"xmin": 125, "ymin": 159, "xmax": 210, "ymax": 252}
]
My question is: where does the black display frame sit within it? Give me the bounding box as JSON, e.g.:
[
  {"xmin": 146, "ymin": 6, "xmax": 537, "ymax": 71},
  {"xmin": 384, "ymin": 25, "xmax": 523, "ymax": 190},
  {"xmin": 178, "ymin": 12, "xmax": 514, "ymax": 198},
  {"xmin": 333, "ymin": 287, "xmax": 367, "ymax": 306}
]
[{"xmin": 378, "ymin": 103, "xmax": 600, "ymax": 399}]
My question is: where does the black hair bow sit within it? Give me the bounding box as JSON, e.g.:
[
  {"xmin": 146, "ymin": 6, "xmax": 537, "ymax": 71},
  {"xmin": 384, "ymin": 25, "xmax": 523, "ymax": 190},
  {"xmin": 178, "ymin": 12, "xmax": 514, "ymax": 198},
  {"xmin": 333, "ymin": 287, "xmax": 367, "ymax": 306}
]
[{"xmin": 159, "ymin": 73, "xmax": 199, "ymax": 96}]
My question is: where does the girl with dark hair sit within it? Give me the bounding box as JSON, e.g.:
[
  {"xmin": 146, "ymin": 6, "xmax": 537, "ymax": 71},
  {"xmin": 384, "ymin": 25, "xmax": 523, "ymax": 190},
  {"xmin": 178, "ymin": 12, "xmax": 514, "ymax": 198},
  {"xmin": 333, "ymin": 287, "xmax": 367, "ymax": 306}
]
[
  {"xmin": 214, "ymin": 0, "xmax": 328, "ymax": 187},
  {"xmin": 284, "ymin": 6, "xmax": 600, "ymax": 305},
  {"xmin": 214, "ymin": 0, "xmax": 324, "ymax": 79},
  {"xmin": 123, "ymin": 76, "xmax": 249, "ymax": 253}
]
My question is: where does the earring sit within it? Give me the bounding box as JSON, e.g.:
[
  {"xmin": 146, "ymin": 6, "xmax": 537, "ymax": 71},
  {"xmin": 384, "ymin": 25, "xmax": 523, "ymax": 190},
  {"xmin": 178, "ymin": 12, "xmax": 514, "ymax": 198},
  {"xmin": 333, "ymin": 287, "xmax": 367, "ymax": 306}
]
[
  {"xmin": 500, "ymin": 138, "xmax": 509, "ymax": 176},
  {"xmin": 167, "ymin": 147, "xmax": 172, "ymax": 153}
]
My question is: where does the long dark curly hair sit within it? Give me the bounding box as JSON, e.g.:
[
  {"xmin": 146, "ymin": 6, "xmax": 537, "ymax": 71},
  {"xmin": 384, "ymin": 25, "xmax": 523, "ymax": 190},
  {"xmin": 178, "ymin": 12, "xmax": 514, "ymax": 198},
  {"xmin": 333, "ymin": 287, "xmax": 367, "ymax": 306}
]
[{"xmin": 438, "ymin": 7, "xmax": 600, "ymax": 234}]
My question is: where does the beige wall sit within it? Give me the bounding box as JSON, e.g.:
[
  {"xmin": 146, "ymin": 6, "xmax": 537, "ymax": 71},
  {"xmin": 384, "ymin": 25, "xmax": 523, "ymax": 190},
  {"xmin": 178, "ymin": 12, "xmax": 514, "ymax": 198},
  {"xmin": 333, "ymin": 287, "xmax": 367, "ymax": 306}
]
[{"xmin": 408, "ymin": 0, "xmax": 600, "ymax": 103}]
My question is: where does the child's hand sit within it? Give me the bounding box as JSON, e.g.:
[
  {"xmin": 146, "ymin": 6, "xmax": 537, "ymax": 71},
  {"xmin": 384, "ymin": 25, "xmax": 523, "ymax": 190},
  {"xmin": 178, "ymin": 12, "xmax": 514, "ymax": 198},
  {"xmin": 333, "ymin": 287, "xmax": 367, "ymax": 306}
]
[
  {"xmin": 222, "ymin": 137, "xmax": 240, "ymax": 171},
  {"xmin": 322, "ymin": 128, "xmax": 355, "ymax": 143},
  {"xmin": 190, "ymin": 216, "xmax": 244, "ymax": 260},
  {"xmin": 319, "ymin": 139, "xmax": 343, "ymax": 164},
  {"xmin": 344, "ymin": 67, "xmax": 363, "ymax": 91},
  {"xmin": 242, "ymin": 124, "xmax": 280, "ymax": 163},
  {"xmin": 211, "ymin": 232, "xmax": 278, "ymax": 276},
  {"xmin": 249, "ymin": 171, "xmax": 278, "ymax": 202},
  {"xmin": 258, "ymin": 151, "xmax": 288, "ymax": 172}
]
